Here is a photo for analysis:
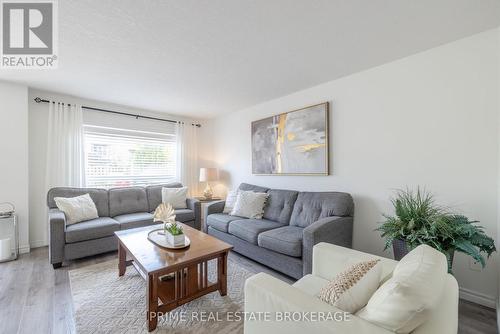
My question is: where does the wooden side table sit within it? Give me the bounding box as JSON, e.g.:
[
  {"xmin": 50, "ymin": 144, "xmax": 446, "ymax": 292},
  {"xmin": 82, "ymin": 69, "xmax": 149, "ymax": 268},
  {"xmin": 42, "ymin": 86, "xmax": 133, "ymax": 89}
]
[{"xmin": 194, "ymin": 197, "xmax": 222, "ymax": 202}]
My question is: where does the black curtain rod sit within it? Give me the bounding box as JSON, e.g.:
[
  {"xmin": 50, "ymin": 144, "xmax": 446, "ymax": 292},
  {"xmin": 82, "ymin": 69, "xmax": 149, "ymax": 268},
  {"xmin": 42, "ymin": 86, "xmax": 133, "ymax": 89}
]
[{"xmin": 33, "ymin": 97, "xmax": 201, "ymax": 127}]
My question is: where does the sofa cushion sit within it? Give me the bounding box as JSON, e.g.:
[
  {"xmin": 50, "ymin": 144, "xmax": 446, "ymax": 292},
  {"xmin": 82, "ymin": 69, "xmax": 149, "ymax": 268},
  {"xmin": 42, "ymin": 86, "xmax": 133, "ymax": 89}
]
[
  {"xmin": 230, "ymin": 191, "xmax": 269, "ymax": 219},
  {"xmin": 206, "ymin": 213, "xmax": 241, "ymax": 233},
  {"xmin": 65, "ymin": 217, "xmax": 120, "ymax": 243},
  {"xmin": 146, "ymin": 182, "xmax": 183, "ymax": 212},
  {"xmin": 257, "ymin": 226, "xmax": 303, "ymax": 257},
  {"xmin": 290, "ymin": 192, "xmax": 354, "ymax": 227},
  {"xmin": 293, "ymin": 274, "xmax": 329, "ymax": 297},
  {"xmin": 114, "ymin": 212, "xmax": 154, "ymax": 230},
  {"xmin": 162, "ymin": 187, "xmax": 188, "ymax": 209},
  {"xmin": 238, "ymin": 183, "xmax": 269, "ymax": 193},
  {"xmin": 223, "ymin": 190, "xmax": 239, "ymax": 214},
  {"xmin": 54, "ymin": 193, "xmax": 99, "ymax": 225},
  {"xmin": 263, "ymin": 189, "xmax": 299, "ymax": 224},
  {"xmin": 357, "ymin": 245, "xmax": 448, "ymax": 333},
  {"xmin": 319, "ymin": 259, "xmax": 382, "ymax": 314},
  {"xmin": 228, "ymin": 219, "xmax": 284, "ymax": 244},
  {"xmin": 174, "ymin": 209, "xmax": 195, "ymax": 222},
  {"xmin": 109, "ymin": 187, "xmax": 149, "ymax": 217},
  {"xmin": 47, "ymin": 187, "xmax": 109, "ymax": 217},
  {"xmin": 312, "ymin": 243, "xmax": 398, "ymax": 284}
]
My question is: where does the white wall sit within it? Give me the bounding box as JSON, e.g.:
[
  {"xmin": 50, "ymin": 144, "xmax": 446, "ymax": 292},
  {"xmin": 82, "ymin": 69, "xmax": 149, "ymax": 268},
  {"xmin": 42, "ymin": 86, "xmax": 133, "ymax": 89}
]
[
  {"xmin": 0, "ymin": 81, "xmax": 29, "ymax": 253},
  {"xmin": 210, "ymin": 29, "xmax": 500, "ymax": 306},
  {"xmin": 497, "ymin": 27, "xmax": 500, "ymax": 331},
  {"xmin": 28, "ymin": 88, "xmax": 205, "ymax": 248}
]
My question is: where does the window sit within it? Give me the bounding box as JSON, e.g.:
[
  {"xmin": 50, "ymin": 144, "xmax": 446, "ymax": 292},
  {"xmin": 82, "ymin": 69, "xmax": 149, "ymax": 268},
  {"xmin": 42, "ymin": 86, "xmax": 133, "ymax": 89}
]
[{"xmin": 84, "ymin": 126, "xmax": 177, "ymax": 188}]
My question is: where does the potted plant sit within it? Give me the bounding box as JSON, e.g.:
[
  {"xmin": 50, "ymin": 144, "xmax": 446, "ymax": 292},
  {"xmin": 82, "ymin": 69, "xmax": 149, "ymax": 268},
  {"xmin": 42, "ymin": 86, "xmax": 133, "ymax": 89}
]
[
  {"xmin": 153, "ymin": 203, "xmax": 185, "ymax": 246},
  {"xmin": 376, "ymin": 188, "xmax": 496, "ymax": 272},
  {"xmin": 164, "ymin": 222, "xmax": 185, "ymax": 246}
]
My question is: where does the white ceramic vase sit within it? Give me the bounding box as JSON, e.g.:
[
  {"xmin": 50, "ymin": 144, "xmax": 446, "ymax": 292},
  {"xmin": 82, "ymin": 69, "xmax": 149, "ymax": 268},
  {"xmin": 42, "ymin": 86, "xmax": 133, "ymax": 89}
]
[{"xmin": 166, "ymin": 231, "xmax": 185, "ymax": 246}]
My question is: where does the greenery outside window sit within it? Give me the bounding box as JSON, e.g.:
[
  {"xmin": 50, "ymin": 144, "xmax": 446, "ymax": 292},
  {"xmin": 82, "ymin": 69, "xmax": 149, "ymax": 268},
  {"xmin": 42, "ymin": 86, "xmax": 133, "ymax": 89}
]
[{"xmin": 83, "ymin": 126, "xmax": 176, "ymax": 188}]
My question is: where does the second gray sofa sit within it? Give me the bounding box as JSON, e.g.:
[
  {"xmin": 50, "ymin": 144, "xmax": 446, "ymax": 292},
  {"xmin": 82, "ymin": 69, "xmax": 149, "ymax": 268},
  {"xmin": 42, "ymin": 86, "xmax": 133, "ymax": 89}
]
[
  {"xmin": 48, "ymin": 182, "xmax": 200, "ymax": 268},
  {"xmin": 205, "ymin": 183, "xmax": 354, "ymax": 279}
]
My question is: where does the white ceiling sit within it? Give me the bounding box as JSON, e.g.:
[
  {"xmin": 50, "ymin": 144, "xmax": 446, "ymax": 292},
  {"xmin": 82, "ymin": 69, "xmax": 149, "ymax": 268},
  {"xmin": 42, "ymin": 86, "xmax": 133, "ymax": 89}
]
[{"xmin": 1, "ymin": 0, "xmax": 499, "ymax": 118}]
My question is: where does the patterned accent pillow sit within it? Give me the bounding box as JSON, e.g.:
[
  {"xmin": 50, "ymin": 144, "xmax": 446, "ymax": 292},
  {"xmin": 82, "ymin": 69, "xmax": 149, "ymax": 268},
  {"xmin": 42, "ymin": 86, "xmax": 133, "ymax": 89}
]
[
  {"xmin": 230, "ymin": 191, "xmax": 268, "ymax": 219},
  {"xmin": 318, "ymin": 259, "xmax": 381, "ymax": 313},
  {"xmin": 54, "ymin": 194, "xmax": 99, "ymax": 225},
  {"xmin": 223, "ymin": 190, "xmax": 239, "ymax": 214}
]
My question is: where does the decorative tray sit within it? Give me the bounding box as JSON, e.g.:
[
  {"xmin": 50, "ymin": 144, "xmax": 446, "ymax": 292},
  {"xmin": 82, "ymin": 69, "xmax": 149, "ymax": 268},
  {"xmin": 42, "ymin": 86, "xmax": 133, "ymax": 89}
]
[{"xmin": 147, "ymin": 228, "xmax": 191, "ymax": 249}]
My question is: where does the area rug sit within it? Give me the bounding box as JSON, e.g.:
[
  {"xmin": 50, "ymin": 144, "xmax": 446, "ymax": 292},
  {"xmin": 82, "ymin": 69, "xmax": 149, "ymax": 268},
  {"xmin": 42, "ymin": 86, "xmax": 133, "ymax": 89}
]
[{"xmin": 69, "ymin": 258, "xmax": 254, "ymax": 333}]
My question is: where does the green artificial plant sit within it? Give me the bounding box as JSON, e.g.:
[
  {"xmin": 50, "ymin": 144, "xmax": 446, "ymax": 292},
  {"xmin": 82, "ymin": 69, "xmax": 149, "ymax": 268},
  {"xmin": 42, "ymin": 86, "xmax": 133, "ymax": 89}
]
[
  {"xmin": 376, "ymin": 187, "xmax": 496, "ymax": 271},
  {"xmin": 164, "ymin": 222, "xmax": 184, "ymax": 236}
]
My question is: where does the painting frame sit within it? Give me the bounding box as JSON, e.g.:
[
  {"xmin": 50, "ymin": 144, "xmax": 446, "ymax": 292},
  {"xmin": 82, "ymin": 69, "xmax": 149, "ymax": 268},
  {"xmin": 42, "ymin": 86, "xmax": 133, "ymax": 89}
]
[{"xmin": 251, "ymin": 102, "xmax": 329, "ymax": 176}]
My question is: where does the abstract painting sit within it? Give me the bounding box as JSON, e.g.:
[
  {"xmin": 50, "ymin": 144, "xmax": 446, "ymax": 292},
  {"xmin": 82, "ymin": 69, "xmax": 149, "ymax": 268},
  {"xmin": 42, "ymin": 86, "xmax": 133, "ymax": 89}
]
[{"xmin": 251, "ymin": 102, "xmax": 329, "ymax": 175}]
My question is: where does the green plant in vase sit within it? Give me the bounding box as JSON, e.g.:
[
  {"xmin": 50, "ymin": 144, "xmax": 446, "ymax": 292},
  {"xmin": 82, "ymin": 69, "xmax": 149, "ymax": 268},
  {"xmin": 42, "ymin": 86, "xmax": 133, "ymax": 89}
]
[
  {"xmin": 164, "ymin": 222, "xmax": 184, "ymax": 236},
  {"xmin": 376, "ymin": 187, "xmax": 496, "ymax": 272},
  {"xmin": 164, "ymin": 222, "xmax": 185, "ymax": 246}
]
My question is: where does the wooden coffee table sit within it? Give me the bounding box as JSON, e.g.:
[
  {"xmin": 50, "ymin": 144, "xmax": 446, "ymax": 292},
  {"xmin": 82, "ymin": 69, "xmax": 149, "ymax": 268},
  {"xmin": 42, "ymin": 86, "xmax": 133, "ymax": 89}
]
[{"xmin": 115, "ymin": 223, "xmax": 233, "ymax": 332}]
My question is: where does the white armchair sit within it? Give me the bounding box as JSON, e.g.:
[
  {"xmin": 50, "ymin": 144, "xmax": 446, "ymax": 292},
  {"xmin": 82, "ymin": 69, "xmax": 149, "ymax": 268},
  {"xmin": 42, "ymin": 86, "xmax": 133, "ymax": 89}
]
[{"xmin": 244, "ymin": 243, "xmax": 459, "ymax": 334}]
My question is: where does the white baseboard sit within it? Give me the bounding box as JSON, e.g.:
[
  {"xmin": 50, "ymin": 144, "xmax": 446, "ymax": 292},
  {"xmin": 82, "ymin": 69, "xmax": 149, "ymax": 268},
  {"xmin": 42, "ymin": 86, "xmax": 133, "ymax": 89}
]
[
  {"xmin": 30, "ymin": 240, "xmax": 48, "ymax": 249},
  {"xmin": 459, "ymin": 287, "xmax": 496, "ymax": 309},
  {"xmin": 19, "ymin": 244, "xmax": 30, "ymax": 254},
  {"xmin": 497, "ymin": 298, "xmax": 499, "ymax": 334}
]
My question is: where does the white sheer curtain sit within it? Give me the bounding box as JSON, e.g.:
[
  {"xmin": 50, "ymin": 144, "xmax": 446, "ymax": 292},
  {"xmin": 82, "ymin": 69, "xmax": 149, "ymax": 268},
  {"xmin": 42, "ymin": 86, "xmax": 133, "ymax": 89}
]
[
  {"xmin": 176, "ymin": 122, "xmax": 199, "ymax": 196},
  {"xmin": 46, "ymin": 102, "xmax": 84, "ymax": 188}
]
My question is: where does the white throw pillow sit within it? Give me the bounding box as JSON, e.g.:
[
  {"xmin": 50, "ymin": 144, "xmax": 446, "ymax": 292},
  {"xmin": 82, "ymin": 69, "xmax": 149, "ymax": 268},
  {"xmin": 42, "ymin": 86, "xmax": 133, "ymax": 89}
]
[
  {"xmin": 357, "ymin": 244, "xmax": 448, "ymax": 333},
  {"xmin": 223, "ymin": 190, "xmax": 239, "ymax": 214},
  {"xmin": 318, "ymin": 259, "xmax": 382, "ymax": 313},
  {"xmin": 54, "ymin": 194, "xmax": 99, "ymax": 225},
  {"xmin": 230, "ymin": 191, "xmax": 268, "ymax": 219},
  {"xmin": 162, "ymin": 187, "xmax": 188, "ymax": 209}
]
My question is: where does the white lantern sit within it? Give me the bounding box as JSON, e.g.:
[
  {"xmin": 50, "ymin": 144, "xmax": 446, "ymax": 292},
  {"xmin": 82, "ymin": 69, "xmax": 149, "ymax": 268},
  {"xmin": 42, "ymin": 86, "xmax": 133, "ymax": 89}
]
[{"xmin": 0, "ymin": 203, "xmax": 18, "ymax": 262}]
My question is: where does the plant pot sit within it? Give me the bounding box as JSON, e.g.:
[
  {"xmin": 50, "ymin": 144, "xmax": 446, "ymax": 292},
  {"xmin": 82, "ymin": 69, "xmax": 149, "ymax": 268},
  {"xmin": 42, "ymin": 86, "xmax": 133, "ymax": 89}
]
[
  {"xmin": 392, "ymin": 239, "xmax": 410, "ymax": 261},
  {"xmin": 166, "ymin": 232, "xmax": 185, "ymax": 247}
]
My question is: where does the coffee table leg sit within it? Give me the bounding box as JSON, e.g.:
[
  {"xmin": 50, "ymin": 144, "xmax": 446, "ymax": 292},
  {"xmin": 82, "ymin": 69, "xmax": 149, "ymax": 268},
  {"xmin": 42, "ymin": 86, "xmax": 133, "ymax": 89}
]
[
  {"xmin": 218, "ymin": 252, "xmax": 228, "ymax": 296},
  {"xmin": 118, "ymin": 241, "xmax": 126, "ymax": 276},
  {"xmin": 147, "ymin": 273, "xmax": 158, "ymax": 332}
]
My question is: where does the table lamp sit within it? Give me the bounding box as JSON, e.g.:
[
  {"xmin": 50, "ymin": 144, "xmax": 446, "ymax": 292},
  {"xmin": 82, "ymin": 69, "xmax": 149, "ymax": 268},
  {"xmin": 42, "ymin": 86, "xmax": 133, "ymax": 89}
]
[{"xmin": 199, "ymin": 168, "xmax": 219, "ymax": 199}]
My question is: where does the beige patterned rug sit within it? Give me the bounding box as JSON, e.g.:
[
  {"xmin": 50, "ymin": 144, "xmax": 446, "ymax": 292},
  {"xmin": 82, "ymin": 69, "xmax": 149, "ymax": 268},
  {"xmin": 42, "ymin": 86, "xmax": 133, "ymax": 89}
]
[{"xmin": 69, "ymin": 259, "xmax": 254, "ymax": 333}]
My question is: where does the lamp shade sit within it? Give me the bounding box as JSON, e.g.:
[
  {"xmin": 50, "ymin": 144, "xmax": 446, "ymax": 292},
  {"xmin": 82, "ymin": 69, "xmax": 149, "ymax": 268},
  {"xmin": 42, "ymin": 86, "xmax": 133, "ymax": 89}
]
[{"xmin": 199, "ymin": 168, "xmax": 219, "ymax": 182}]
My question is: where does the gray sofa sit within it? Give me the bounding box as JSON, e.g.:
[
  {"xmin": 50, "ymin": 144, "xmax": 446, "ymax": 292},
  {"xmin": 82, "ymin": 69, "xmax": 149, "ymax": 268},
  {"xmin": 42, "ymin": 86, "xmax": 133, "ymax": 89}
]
[
  {"xmin": 205, "ymin": 183, "xmax": 354, "ymax": 279},
  {"xmin": 47, "ymin": 182, "xmax": 200, "ymax": 268}
]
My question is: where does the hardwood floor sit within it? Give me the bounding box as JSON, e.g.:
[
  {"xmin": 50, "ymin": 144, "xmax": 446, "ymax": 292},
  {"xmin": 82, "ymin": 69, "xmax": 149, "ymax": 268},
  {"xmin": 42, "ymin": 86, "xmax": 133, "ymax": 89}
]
[{"xmin": 0, "ymin": 247, "xmax": 497, "ymax": 334}]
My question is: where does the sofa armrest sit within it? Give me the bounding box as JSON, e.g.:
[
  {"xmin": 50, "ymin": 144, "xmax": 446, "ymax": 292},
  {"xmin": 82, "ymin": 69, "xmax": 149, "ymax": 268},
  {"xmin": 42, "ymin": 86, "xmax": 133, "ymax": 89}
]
[
  {"xmin": 48, "ymin": 208, "xmax": 66, "ymax": 265},
  {"xmin": 244, "ymin": 272, "xmax": 392, "ymax": 334},
  {"xmin": 203, "ymin": 200, "xmax": 225, "ymax": 232},
  {"xmin": 186, "ymin": 197, "xmax": 201, "ymax": 230},
  {"xmin": 302, "ymin": 216, "xmax": 353, "ymax": 275}
]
